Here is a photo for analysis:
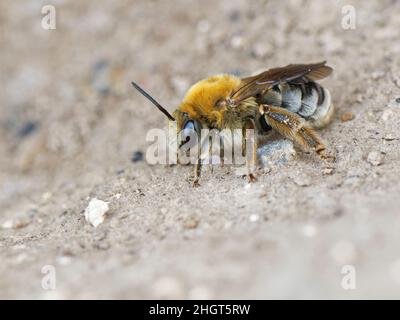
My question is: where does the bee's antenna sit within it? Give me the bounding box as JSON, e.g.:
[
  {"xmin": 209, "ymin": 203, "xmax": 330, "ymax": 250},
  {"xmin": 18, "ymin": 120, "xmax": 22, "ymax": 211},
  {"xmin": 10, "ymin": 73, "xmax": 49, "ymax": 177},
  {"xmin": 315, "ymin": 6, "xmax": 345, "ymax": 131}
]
[{"xmin": 131, "ymin": 81, "xmax": 175, "ymax": 121}]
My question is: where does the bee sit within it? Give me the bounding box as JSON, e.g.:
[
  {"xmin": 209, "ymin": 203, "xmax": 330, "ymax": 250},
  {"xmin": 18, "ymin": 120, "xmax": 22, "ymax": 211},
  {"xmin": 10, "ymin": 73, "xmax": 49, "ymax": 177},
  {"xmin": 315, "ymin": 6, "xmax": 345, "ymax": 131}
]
[{"xmin": 132, "ymin": 61, "xmax": 334, "ymax": 186}]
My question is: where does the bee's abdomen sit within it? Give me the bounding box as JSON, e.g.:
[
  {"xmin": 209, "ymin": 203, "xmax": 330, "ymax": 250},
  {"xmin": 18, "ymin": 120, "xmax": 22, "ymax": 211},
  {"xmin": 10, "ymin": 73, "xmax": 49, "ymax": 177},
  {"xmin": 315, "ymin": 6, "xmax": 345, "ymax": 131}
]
[{"xmin": 262, "ymin": 82, "xmax": 333, "ymax": 128}]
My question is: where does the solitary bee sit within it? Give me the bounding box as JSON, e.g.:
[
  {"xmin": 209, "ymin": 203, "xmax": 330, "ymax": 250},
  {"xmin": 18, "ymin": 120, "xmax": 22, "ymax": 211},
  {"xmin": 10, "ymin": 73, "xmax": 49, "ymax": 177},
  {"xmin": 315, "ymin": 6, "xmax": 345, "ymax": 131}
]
[{"xmin": 132, "ymin": 61, "xmax": 334, "ymax": 186}]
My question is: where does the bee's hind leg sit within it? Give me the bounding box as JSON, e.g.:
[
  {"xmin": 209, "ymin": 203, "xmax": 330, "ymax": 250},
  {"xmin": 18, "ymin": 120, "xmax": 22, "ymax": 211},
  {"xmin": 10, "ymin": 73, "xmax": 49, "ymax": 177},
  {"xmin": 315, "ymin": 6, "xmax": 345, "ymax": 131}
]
[
  {"xmin": 259, "ymin": 105, "xmax": 334, "ymax": 161},
  {"xmin": 242, "ymin": 119, "xmax": 258, "ymax": 183}
]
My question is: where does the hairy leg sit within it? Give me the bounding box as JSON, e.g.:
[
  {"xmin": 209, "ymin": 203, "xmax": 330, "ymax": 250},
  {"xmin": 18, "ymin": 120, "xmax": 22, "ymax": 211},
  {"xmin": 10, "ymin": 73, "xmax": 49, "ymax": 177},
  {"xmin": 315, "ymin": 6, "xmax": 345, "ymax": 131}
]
[
  {"xmin": 259, "ymin": 104, "xmax": 333, "ymax": 160},
  {"xmin": 192, "ymin": 160, "xmax": 202, "ymax": 187},
  {"xmin": 242, "ymin": 118, "xmax": 257, "ymax": 182}
]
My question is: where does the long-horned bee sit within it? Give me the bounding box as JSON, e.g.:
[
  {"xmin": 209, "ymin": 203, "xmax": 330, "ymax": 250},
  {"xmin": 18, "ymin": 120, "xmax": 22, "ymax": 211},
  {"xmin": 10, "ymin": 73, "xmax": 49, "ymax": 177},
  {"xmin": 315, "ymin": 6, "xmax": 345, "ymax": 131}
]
[{"xmin": 132, "ymin": 61, "xmax": 334, "ymax": 186}]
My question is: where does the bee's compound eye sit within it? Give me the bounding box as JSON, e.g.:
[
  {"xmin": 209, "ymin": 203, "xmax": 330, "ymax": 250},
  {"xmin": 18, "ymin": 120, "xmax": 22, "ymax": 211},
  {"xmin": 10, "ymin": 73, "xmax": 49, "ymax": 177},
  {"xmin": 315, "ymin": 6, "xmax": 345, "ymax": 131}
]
[
  {"xmin": 179, "ymin": 120, "xmax": 200, "ymax": 149},
  {"xmin": 182, "ymin": 120, "xmax": 196, "ymax": 139}
]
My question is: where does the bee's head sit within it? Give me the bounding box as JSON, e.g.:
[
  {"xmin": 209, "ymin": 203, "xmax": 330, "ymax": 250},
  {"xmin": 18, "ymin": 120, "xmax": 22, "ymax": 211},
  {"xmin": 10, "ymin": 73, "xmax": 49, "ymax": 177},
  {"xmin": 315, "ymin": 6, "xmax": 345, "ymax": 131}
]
[
  {"xmin": 175, "ymin": 74, "xmax": 241, "ymax": 129},
  {"xmin": 131, "ymin": 81, "xmax": 201, "ymax": 150},
  {"xmin": 172, "ymin": 110, "xmax": 202, "ymax": 149}
]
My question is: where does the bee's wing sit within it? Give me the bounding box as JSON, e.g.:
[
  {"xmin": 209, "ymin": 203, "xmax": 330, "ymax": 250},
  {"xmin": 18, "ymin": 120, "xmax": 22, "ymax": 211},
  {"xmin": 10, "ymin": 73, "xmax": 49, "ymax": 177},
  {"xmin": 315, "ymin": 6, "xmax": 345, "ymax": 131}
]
[{"xmin": 231, "ymin": 61, "xmax": 332, "ymax": 103}]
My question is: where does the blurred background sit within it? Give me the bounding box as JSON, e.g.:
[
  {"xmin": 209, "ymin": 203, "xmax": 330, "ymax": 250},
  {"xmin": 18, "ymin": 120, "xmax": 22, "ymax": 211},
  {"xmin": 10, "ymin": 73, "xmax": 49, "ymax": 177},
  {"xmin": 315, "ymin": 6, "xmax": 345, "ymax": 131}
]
[{"xmin": 1, "ymin": 0, "xmax": 400, "ymax": 299}]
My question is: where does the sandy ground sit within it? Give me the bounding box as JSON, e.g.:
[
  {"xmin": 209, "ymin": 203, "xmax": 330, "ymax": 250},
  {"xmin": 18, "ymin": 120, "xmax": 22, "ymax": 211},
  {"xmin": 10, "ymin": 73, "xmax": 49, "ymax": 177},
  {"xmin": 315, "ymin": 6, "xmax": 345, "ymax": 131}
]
[{"xmin": 1, "ymin": 0, "xmax": 400, "ymax": 299}]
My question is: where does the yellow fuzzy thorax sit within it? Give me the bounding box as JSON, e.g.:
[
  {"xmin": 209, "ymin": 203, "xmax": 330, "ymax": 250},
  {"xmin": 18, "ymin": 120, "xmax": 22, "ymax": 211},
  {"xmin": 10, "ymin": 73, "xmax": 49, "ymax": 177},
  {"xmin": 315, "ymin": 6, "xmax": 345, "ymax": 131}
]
[{"xmin": 176, "ymin": 74, "xmax": 241, "ymax": 128}]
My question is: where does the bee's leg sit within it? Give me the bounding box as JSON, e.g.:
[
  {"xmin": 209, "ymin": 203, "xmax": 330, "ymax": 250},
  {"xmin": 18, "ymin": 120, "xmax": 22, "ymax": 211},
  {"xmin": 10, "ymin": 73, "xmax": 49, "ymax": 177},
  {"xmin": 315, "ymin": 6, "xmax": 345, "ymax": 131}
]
[
  {"xmin": 193, "ymin": 159, "xmax": 202, "ymax": 187},
  {"xmin": 209, "ymin": 136, "xmax": 214, "ymax": 173},
  {"xmin": 242, "ymin": 119, "xmax": 257, "ymax": 182},
  {"xmin": 220, "ymin": 135, "xmax": 225, "ymax": 167},
  {"xmin": 259, "ymin": 105, "xmax": 334, "ymax": 160}
]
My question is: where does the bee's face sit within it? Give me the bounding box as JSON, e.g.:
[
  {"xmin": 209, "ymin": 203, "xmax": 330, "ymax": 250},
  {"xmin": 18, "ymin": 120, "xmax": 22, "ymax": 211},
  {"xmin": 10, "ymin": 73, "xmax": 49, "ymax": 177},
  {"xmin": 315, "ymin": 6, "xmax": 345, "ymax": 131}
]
[
  {"xmin": 173, "ymin": 110, "xmax": 201, "ymax": 131},
  {"xmin": 172, "ymin": 110, "xmax": 202, "ymax": 149}
]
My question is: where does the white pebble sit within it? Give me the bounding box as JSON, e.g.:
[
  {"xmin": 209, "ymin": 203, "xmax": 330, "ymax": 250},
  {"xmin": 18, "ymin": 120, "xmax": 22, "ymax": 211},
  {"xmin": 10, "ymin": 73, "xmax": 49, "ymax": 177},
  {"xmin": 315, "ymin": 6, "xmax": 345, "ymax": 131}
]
[
  {"xmin": 249, "ymin": 214, "xmax": 260, "ymax": 222},
  {"xmin": 1, "ymin": 218, "xmax": 31, "ymax": 230},
  {"xmin": 1, "ymin": 220, "xmax": 14, "ymax": 229},
  {"xmin": 231, "ymin": 35, "xmax": 243, "ymax": 49},
  {"xmin": 84, "ymin": 198, "xmax": 109, "ymax": 227},
  {"xmin": 41, "ymin": 192, "xmax": 52, "ymax": 203},
  {"xmin": 367, "ymin": 151, "xmax": 383, "ymax": 166},
  {"xmin": 381, "ymin": 109, "xmax": 394, "ymax": 121},
  {"xmin": 244, "ymin": 183, "xmax": 252, "ymax": 190}
]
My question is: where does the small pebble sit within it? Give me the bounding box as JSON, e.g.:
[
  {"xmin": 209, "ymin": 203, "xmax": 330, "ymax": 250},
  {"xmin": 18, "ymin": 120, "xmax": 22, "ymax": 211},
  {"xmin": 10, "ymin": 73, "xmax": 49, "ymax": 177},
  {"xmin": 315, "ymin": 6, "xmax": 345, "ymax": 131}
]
[
  {"xmin": 381, "ymin": 109, "xmax": 394, "ymax": 121},
  {"xmin": 1, "ymin": 220, "xmax": 14, "ymax": 229},
  {"xmin": 116, "ymin": 169, "xmax": 125, "ymax": 175},
  {"xmin": 91, "ymin": 60, "xmax": 111, "ymax": 95},
  {"xmin": 367, "ymin": 151, "xmax": 383, "ymax": 166},
  {"xmin": 131, "ymin": 151, "xmax": 144, "ymax": 163},
  {"xmin": 230, "ymin": 35, "xmax": 244, "ymax": 49},
  {"xmin": 249, "ymin": 214, "xmax": 259, "ymax": 222},
  {"xmin": 341, "ymin": 112, "xmax": 355, "ymax": 122},
  {"xmin": 84, "ymin": 198, "xmax": 109, "ymax": 227},
  {"xmin": 244, "ymin": 183, "xmax": 252, "ymax": 190},
  {"xmin": 383, "ymin": 134, "xmax": 396, "ymax": 141},
  {"xmin": 17, "ymin": 121, "xmax": 38, "ymax": 138},
  {"xmin": 1, "ymin": 219, "xmax": 30, "ymax": 229},
  {"xmin": 396, "ymin": 97, "xmax": 400, "ymax": 104},
  {"xmin": 41, "ymin": 192, "xmax": 52, "ymax": 203},
  {"xmin": 322, "ymin": 167, "xmax": 334, "ymax": 175},
  {"xmin": 13, "ymin": 219, "xmax": 31, "ymax": 229},
  {"xmin": 183, "ymin": 217, "xmax": 199, "ymax": 229}
]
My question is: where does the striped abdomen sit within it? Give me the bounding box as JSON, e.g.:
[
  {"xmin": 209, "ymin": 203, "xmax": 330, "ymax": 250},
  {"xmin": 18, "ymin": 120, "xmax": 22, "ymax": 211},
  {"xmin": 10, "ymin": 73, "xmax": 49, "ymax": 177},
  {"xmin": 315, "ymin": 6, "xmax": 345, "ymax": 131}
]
[{"xmin": 261, "ymin": 82, "xmax": 333, "ymax": 128}]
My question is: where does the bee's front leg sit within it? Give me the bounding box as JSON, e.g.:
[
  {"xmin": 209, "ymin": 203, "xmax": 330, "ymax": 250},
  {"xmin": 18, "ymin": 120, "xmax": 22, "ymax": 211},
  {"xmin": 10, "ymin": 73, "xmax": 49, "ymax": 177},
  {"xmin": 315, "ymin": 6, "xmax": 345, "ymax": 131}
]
[
  {"xmin": 242, "ymin": 118, "xmax": 257, "ymax": 183},
  {"xmin": 192, "ymin": 160, "xmax": 202, "ymax": 187}
]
